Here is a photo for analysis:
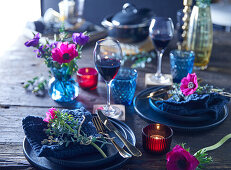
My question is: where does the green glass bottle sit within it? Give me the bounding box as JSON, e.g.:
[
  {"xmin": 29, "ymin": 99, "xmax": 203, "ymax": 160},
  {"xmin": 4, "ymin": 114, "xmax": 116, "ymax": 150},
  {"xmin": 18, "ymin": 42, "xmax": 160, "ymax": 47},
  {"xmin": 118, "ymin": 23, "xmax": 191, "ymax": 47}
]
[{"xmin": 187, "ymin": 0, "xmax": 213, "ymax": 70}]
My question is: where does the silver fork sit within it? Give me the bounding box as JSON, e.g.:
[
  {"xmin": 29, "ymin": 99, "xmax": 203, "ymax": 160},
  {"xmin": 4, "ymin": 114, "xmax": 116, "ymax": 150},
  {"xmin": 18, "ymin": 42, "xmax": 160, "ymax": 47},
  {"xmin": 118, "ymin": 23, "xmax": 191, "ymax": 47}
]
[{"xmin": 92, "ymin": 116, "xmax": 132, "ymax": 158}]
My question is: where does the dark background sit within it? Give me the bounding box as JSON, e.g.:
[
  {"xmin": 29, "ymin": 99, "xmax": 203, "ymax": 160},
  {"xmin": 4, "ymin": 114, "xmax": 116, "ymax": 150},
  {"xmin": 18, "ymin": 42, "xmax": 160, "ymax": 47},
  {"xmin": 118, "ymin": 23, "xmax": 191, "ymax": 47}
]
[{"xmin": 41, "ymin": 0, "xmax": 186, "ymax": 26}]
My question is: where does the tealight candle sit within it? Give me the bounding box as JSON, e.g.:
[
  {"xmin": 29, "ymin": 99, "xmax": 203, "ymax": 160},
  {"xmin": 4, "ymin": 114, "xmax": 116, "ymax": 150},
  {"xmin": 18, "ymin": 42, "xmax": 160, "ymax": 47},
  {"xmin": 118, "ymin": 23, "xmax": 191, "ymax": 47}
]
[
  {"xmin": 77, "ymin": 67, "xmax": 98, "ymax": 90},
  {"xmin": 142, "ymin": 123, "xmax": 173, "ymax": 154}
]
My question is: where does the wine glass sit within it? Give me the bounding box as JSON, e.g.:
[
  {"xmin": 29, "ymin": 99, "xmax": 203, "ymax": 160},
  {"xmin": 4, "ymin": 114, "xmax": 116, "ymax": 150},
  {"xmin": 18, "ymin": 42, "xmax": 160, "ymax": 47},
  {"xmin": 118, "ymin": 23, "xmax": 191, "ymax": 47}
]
[
  {"xmin": 93, "ymin": 39, "xmax": 122, "ymax": 118},
  {"xmin": 149, "ymin": 17, "xmax": 174, "ymax": 84}
]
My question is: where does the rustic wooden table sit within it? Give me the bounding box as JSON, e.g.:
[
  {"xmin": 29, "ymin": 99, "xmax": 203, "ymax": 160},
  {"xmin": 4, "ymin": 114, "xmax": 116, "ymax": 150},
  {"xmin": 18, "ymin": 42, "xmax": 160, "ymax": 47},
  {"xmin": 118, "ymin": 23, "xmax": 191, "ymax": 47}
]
[{"xmin": 0, "ymin": 31, "xmax": 231, "ymax": 170}]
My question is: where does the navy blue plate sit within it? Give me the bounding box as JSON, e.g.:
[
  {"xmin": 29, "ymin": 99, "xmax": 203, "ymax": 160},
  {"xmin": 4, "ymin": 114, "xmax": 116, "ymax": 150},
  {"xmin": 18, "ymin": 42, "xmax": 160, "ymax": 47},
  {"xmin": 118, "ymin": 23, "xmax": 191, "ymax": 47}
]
[
  {"xmin": 23, "ymin": 117, "xmax": 136, "ymax": 170},
  {"xmin": 133, "ymin": 87, "xmax": 229, "ymax": 132}
]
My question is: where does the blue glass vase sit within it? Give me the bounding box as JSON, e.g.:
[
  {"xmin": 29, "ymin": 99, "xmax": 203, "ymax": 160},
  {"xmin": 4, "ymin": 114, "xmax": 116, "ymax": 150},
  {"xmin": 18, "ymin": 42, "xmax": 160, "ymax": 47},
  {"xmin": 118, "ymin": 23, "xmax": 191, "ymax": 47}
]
[{"xmin": 48, "ymin": 66, "xmax": 79, "ymax": 103}]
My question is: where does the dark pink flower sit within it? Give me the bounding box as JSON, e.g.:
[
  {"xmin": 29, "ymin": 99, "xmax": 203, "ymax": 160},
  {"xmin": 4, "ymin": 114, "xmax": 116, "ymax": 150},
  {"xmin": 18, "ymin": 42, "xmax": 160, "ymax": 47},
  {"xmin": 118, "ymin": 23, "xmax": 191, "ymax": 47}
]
[
  {"xmin": 72, "ymin": 32, "xmax": 89, "ymax": 46},
  {"xmin": 166, "ymin": 145, "xmax": 199, "ymax": 170},
  {"xmin": 43, "ymin": 108, "xmax": 57, "ymax": 122},
  {"xmin": 25, "ymin": 33, "xmax": 40, "ymax": 47},
  {"xmin": 180, "ymin": 73, "xmax": 198, "ymax": 96},
  {"xmin": 51, "ymin": 42, "xmax": 78, "ymax": 64}
]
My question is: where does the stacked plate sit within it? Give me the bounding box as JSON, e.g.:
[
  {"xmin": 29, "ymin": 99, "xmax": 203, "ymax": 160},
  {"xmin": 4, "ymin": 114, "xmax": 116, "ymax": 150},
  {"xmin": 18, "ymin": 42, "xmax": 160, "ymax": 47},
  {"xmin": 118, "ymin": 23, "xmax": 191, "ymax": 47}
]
[
  {"xmin": 133, "ymin": 86, "xmax": 228, "ymax": 132},
  {"xmin": 23, "ymin": 117, "xmax": 136, "ymax": 170}
]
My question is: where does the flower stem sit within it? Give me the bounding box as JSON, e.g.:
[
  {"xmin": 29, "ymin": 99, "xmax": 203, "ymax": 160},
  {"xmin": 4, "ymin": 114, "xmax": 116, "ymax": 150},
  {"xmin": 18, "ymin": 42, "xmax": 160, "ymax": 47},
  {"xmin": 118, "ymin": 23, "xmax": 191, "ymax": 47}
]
[
  {"xmin": 195, "ymin": 133, "xmax": 231, "ymax": 155},
  {"xmin": 90, "ymin": 142, "xmax": 107, "ymax": 158}
]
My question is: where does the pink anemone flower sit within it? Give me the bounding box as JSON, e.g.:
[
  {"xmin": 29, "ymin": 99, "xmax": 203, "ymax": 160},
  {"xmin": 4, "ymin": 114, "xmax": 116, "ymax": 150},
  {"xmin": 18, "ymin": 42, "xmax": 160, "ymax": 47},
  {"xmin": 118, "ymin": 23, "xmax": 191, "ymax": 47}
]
[
  {"xmin": 180, "ymin": 73, "xmax": 198, "ymax": 96},
  {"xmin": 43, "ymin": 108, "xmax": 57, "ymax": 122},
  {"xmin": 166, "ymin": 145, "xmax": 199, "ymax": 170},
  {"xmin": 51, "ymin": 42, "xmax": 78, "ymax": 64}
]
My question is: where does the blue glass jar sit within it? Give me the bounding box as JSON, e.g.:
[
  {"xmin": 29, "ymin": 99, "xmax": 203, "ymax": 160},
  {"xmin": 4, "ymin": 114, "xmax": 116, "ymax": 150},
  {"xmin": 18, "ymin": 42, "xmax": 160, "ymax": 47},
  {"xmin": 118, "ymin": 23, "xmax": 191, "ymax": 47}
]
[
  {"xmin": 111, "ymin": 67, "xmax": 137, "ymax": 105},
  {"xmin": 170, "ymin": 50, "xmax": 195, "ymax": 83},
  {"xmin": 48, "ymin": 66, "xmax": 79, "ymax": 103}
]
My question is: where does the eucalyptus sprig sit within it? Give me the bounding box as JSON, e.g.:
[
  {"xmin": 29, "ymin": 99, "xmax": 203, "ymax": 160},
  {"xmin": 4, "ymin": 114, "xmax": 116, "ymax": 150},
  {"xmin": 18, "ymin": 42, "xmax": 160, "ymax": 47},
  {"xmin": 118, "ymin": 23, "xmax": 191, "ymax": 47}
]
[
  {"xmin": 122, "ymin": 51, "xmax": 155, "ymax": 68},
  {"xmin": 42, "ymin": 109, "xmax": 109, "ymax": 158},
  {"xmin": 23, "ymin": 76, "xmax": 48, "ymax": 96}
]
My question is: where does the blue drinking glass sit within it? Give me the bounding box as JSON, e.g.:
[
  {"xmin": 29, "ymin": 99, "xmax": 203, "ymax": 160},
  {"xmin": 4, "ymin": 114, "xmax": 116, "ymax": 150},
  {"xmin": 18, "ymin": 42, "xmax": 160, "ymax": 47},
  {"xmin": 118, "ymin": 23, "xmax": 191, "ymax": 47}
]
[
  {"xmin": 170, "ymin": 50, "xmax": 195, "ymax": 83},
  {"xmin": 111, "ymin": 67, "xmax": 138, "ymax": 105}
]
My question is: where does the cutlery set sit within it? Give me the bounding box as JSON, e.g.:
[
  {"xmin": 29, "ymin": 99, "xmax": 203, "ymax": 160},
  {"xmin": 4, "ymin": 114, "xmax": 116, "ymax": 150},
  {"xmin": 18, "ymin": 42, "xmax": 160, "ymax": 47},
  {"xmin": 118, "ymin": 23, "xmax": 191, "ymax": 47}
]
[{"xmin": 93, "ymin": 110, "xmax": 142, "ymax": 158}]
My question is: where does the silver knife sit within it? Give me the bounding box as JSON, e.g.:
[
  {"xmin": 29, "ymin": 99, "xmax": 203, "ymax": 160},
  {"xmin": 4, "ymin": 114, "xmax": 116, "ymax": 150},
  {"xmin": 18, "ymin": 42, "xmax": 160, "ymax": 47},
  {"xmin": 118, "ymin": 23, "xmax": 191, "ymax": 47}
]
[{"xmin": 97, "ymin": 110, "xmax": 142, "ymax": 157}]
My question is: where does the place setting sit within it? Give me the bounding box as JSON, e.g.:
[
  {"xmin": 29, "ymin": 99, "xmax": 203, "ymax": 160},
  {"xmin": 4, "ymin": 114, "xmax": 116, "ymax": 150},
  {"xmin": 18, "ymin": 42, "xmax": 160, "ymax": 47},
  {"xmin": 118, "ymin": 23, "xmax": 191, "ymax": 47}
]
[
  {"xmin": 22, "ymin": 107, "xmax": 139, "ymax": 169},
  {"xmin": 2, "ymin": 0, "xmax": 231, "ymax": 169}
]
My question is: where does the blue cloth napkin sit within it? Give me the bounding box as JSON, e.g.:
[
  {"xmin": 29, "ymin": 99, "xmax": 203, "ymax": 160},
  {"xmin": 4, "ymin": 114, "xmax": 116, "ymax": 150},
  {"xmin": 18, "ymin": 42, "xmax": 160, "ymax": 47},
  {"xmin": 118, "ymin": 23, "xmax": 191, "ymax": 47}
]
[
  {"xmin": 155, "ymin": 93, "xmax": 230, "ymax": 120},
  {"xmin": 22, "ymin": 107, "xmax": 100, "ymax": 159}
]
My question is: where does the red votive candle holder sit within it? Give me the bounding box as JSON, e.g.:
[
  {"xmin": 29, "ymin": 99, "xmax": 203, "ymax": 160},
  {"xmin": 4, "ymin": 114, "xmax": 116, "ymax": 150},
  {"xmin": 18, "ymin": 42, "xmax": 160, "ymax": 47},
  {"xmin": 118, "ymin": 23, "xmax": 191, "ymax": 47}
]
[
  {"xmin": 142, "ymin": 123, "xmax": 173, "ymax": 154},
  {"xmin": 77, "ymin": 67, "xmax": 98, "ymax": 90}
]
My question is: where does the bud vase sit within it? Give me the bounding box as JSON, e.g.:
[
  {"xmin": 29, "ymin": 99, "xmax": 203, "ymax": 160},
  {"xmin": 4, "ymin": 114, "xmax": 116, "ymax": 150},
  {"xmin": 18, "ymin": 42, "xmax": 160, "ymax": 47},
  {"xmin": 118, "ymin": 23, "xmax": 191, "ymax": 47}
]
[
  {"xmin": 48, "ymin": 66, "xmax": 79, "ymax": 103},
  {"xmin": 187, "ymin": 0, "xmax": 213, "ymax": 70}
]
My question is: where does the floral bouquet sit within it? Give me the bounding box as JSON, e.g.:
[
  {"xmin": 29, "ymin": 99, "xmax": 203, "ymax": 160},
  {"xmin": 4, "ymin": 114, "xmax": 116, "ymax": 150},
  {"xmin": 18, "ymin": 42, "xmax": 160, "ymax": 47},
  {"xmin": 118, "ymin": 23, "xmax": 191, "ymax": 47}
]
[{"xmin": 24, "ymin": 29, "xmax": 89, "ymax": 102}]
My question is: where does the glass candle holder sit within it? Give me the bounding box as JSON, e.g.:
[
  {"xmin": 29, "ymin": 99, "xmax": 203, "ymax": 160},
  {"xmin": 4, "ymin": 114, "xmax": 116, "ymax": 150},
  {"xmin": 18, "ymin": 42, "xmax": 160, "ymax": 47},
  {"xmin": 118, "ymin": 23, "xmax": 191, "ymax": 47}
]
[
  {"xmin": 142, "ymin": 123, "xmax": 173, "ymax": 154},
  {"xmin": 170, "ymin": 50, "xmax": 195, "ymax": 83},
  {"xmin": 111, "ymin": 67, "xmax": 138, "ymax": 105},
  {"xmin": 77, "ymin": 67, "xmax": 98, "ymax": 90}
]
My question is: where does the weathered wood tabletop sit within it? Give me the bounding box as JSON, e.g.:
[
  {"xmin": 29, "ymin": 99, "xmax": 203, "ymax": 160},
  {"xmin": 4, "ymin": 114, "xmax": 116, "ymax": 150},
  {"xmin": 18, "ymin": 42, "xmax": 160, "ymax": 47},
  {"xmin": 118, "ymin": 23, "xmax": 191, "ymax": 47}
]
[{"xmin": 0, "ymin": 31, "xmax": 231, "ymax": 170}]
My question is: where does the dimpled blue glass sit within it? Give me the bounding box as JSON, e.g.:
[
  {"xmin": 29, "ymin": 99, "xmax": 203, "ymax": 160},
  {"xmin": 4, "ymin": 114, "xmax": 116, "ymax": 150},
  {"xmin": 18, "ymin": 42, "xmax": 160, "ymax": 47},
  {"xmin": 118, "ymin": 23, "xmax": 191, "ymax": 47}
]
[
  {"xmin": 48, "ymin": 66, "xmax": 79, "ymax": 103},
  {"xmin": 170, "ymin": 50, "xmax": 195, "ymax": 83},
  {"xmin": 111, "ymin": 67, "xmax": 137, "ymax": 105}
]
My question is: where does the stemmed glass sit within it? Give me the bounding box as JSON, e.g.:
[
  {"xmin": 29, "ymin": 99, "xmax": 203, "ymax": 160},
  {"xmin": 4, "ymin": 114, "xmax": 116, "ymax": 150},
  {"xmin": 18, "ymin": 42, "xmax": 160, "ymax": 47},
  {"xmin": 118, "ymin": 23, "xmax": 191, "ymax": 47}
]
[
  {"xmin": 149, "ymin": 17, "xmax": 174, "ymax": 84},
  {"xmin": 93, "ymin": 39, "xmax": 122, "ymax": 118}
]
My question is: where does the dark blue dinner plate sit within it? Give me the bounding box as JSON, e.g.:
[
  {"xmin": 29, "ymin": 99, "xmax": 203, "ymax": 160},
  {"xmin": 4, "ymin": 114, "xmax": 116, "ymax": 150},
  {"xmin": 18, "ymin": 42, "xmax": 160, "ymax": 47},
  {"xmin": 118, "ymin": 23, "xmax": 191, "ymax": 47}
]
[
  {"xmin": 133, "ymin": 86, "xmax": 229, "ymax": 132},
  {"xmin": 23, "ymin": 117, "xmax": 136, "ymax": 170}
]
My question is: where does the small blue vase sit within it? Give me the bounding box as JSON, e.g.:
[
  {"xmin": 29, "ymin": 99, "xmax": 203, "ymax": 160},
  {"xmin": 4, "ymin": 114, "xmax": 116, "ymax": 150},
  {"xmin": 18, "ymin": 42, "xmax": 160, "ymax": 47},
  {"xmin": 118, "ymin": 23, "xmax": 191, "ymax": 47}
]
[{"xmin": 48, "ymin": 66, "xmax": 79, "ymax": 103}]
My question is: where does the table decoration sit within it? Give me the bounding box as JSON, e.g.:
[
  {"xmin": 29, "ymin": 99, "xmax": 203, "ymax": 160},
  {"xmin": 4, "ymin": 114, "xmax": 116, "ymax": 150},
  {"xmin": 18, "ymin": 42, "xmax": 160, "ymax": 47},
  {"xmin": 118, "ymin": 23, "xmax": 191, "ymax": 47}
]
[
  {"xmin": 170, "ymin": 50, "xmax": 195, "ymax": 83},
  {"xmin": 22, "ymin": 107, "xmax": 109, "ymax": 159},
  {"xmin": 77, "ymin": 67, "xmax": 98, "ymax": 90},
  {"xmin": 24, "ymin": 29, "xmax": 89, "ymax": 102},
  {"xmin": 142, "ymin": 123, "xmax": 173, "ymax": 154},
  {"xmin": 111, "ymin": 67, "xmax": 138, "ymax": 106},
  {"xmin": 166, "ymin": 133, "xmax": 231, "ymax": 170},
  {"xmin": 187, "ymin": 0, "xmax": 213, "ymax": 70}
]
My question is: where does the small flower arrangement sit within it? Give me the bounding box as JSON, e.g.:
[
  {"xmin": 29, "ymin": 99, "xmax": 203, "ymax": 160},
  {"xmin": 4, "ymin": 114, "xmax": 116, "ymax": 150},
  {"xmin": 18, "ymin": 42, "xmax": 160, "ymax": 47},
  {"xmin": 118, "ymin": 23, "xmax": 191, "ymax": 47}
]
[
  {"xmin": 168, "ymin": 73, "xmax": 226, "ymax": 101},
  {"xmin": 166, "ymin": 144, "xmax": 211, "ymax": 170},
  {"xmin": 24, "ymin": 28, "xmax": 89, "ymax": 95},
  {"xmin": 42, "ymin": 108, "xmax": 109, "ymax": 158},
  {"xmin": 166, "ymin": 132, "xmax": 231, "ymax": 170}
]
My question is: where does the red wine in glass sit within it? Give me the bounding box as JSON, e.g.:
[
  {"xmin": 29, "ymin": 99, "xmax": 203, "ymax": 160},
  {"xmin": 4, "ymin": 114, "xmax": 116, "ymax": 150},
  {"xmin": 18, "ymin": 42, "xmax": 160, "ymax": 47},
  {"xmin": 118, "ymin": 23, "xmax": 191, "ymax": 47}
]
[
  {"xmin": 93, "ymin": 38, "xmax": 122, "ymax": 118},
  {"xmin": 151, "ymin": 34, "xmax": 172, "ymax": 51},
  {"xmin": 149, "ymin": 17, "xmax": 174, "ymax": 83},
  {"xmin": 95, "ymin": 58, "xmax": 120, "ymax": 82}
]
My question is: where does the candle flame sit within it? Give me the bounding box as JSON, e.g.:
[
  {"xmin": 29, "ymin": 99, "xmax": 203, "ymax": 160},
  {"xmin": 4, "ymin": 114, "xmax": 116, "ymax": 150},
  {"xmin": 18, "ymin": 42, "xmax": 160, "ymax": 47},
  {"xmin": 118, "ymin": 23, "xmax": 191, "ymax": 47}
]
[
  {"xmin": 150, "ymin": 135, "xmax": 164, "ymax": 139},
  {"xmin": 156, "ymin": 124, "xmax": 160, "ymax": 130}
]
